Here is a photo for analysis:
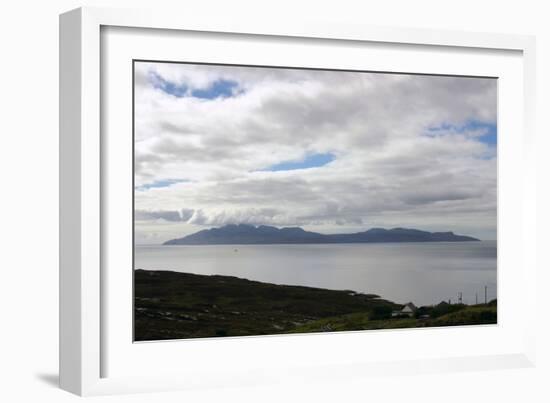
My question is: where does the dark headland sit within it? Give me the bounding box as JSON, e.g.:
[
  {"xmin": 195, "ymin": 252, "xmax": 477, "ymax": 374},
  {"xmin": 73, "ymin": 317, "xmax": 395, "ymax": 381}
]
[
  {"xmin": 163, "ymin": 224, "xmax": 480, "ymax": 246},
  {"xmin": 134, "ymin": 269, "xmax": 497, "ymax": 341}
]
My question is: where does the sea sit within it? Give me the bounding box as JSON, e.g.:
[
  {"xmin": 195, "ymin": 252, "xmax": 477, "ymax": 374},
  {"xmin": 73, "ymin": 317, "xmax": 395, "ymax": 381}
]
[{"xmin": 135, "ymin": 241, "xmax": 497, "ymax": 307}]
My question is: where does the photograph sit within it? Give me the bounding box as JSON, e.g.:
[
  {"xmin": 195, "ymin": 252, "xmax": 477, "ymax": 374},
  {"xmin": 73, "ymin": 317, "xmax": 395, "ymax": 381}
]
[{"xmin": 133, "ymin": 61, "xmax": 498, "ymax": 341}]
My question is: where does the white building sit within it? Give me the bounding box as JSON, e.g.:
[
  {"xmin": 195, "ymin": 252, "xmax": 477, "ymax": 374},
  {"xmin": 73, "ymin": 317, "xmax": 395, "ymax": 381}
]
[{"xmin": 392, "ymin": 302, "xmax": 417, "ymax": 317}]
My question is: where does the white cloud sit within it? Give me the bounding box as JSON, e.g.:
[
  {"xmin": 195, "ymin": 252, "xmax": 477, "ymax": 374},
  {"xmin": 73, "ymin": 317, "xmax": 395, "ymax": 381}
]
[
  {"xmin": 135, "ymin": 209, "xmax": 194, "ymax": 222},
  {"xmin": 134, "ymin": 62, "xmax": 497, "ymax": 243}
]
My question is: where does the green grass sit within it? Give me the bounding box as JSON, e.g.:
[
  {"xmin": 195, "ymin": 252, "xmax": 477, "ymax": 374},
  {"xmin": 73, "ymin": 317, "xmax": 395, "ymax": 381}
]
[
  {"xmin": 289, "ymin": 306, "xmax": 497, "ymax": 334},
  {"xmin": 287, "ymin": 312, "xmax": 419, "ymax": 333},
  {"xmin": 430, "ymin": 306, "xmax": 497, "ymax": 326}
]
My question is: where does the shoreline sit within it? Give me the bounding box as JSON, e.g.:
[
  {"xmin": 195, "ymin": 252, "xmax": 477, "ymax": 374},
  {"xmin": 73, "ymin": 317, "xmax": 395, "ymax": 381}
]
[
  {"xmin": 136, "ymin": 240, "xmax": 497, "ymax": 248},
  {"xmin": 134, "ymin": 269, "xmax": 497, "ymax": 341}
]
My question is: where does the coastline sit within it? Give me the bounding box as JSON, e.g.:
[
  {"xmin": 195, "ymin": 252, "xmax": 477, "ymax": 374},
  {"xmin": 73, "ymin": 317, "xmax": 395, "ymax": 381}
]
[{"xmin": 134, "ymin": 269, "xmax": 497, "ymax": 341}]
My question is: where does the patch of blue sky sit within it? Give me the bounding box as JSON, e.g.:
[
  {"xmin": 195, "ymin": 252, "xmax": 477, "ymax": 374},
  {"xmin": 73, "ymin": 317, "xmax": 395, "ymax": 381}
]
[
  {"xmin": 149, "ymin": 71, "xmax": 239, "ymax": 100},
  {"xmin": 262, "ymin": 153, "xmax": 336, "ymax": 172},
  {"xmin": 191, "ymin": 80, "xmax": 239, "ymax": 99},
  {"xmin": 149, "ymin": 71, "xmax": 189, "ymax": 97},
  {"xmin": 427, "ymin": 120, "xmax": 497, "ymax": 146},
  {"xmin": 135, "ymin": 179, "xmax": 187, "ymax": 191}
]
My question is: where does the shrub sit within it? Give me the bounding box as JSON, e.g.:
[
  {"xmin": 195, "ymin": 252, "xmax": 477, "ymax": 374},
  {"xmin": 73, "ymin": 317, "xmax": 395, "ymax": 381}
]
[
  {"xmin": 414, "ymin": 306, "xmax": 432, "ymax": 319},
  {"xmin": 370, "ymin": 305, "xmax": 393, "ymax": 320}
]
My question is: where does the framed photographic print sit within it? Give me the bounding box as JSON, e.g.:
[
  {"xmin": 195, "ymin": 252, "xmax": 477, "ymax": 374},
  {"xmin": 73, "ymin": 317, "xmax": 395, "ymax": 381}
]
[
  {"xmin": 60, "ymin": 7, "xmax": 537, "ymax": 396},
  {"xmin": 132, "ymin": 60, "xmax": 499, "ymax": 342}
]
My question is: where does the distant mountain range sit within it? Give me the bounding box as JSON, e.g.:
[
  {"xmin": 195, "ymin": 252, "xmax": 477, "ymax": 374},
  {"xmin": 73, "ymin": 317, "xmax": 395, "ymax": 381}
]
[{"xmin": 163, "ymin": 224, "xmax": 480, "ymax": 245}]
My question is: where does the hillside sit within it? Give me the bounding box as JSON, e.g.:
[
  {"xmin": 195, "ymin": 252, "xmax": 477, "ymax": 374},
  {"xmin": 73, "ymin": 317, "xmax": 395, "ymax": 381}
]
[{"xmin": 134, "ymin": 270, "xmax": 495, "ymax": 341}]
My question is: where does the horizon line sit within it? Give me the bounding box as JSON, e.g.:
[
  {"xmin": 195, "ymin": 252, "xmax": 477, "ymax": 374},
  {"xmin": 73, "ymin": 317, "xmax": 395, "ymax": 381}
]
[{"xmin": 135, "ymin": 223, "xmax": 495, "ymax": 246}]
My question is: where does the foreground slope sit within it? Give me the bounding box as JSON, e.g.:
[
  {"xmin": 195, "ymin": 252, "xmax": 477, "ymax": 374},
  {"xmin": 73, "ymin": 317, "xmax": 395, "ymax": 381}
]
[{"xmin": 134, "ymin": 270, "xmax": 496, "ymax": 341}]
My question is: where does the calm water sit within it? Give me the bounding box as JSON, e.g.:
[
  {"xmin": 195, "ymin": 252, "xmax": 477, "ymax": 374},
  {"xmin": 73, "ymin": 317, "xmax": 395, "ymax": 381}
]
[{"xmin": 135, "ymin": 241, "xmax": 497, "ymax": 306}]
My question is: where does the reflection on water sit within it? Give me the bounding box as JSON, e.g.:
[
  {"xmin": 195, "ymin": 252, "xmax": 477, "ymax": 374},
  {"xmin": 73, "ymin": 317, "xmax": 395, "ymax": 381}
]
[{"xmin": 135, "ymin": 241, "xmax": 497, "ymax": 306}]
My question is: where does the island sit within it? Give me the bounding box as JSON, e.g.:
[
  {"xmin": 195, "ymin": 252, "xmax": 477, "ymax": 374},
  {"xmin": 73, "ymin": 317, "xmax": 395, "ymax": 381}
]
[
  {"xmin": 163, "ymin": 224, "xmax": 480, "ymax": 245},
  {"xmin": 134, "ymin": 269, "xmax": 496, "ymax": 341}
]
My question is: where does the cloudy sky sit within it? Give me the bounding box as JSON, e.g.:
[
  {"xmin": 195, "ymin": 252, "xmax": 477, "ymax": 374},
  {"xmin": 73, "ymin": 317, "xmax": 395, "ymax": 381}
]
[{"xmin": 134, "ymin": 61, "xmax": 497, "ymax": 245}]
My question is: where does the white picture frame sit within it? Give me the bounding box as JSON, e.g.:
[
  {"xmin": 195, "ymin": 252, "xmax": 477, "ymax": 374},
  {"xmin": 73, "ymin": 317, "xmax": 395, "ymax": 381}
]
[{"xmin": 59, "ymin": 6, "xmax": 537, "ymax": 396}]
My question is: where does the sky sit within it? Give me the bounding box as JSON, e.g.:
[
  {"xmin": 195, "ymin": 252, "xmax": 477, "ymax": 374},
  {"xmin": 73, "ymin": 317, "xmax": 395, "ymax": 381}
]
[{"xmin": 134, "ymin": 61, "xmax": 497, "ymax": 244}]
